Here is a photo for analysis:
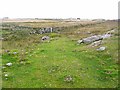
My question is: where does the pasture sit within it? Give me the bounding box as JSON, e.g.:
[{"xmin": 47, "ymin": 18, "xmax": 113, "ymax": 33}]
[{"xmin": 1, "ymin": 19, "xmax": 118, "ymax": 88}]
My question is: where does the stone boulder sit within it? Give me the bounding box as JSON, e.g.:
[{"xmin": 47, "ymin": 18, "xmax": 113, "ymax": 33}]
[
  {"xmin": 90, "ymin": 40, "xmax": 102, "ymax": 47},
  {"xmin": 6, "ymin": 62, "xmax": 12, "ymax": 66},
  {"xmin": 41, "ymin": 36, "xmax": 50, "ymax": 41},
  {"xmin": 101, "ymin": 34, "xmax": 111, "ymax": 39},
  {"xmin": 78, "ymin": 35, "xmax": 103, "ymax": 44},
  {"xmin": 96, "ymin": 46, "xmax": 106, "ymax": 51},
  {"xmin": 39, "ymin": 27, "xmax": 53, "ymax": 34}
]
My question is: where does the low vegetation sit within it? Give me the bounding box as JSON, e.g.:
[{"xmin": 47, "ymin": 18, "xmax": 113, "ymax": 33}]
[{"xmin": 1, "ymin": 20, "xmax": 118, "ymax": 88}]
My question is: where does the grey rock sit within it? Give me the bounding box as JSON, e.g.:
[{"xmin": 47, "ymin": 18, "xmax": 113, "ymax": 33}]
[
  {"xmin": 13, "ymin": 52, "xmax": 17, "ymax": 55},
  {"xmin": 77, "ymin": 29, "xmax": 116, "ymax": 44},
  {"xmin": 81, "ymin": 35, "xmax": 103, "ymax": 44},
  {"xmin": 77, "ymin": 40, "xmax": 83, "ymax": 44},
  {"xmin": 41, "ymin": 36, "xmax": 50, "ymax": 41},
  {"xmin": 4, "ymin": 74, "xmax": 8, "ymax": 77},
  {"xmin": 101, "ymin": 34, "xmax": 111, "ymax": 39},
  {"xmin": 64, "ymin": 75, "xmax": 73, "ymax": 82},
  {"xmin": 38, "ymin": 27, "xmax": 53, "ymax": 34},
  {"xmin": 96, "ymin": 46, "xmax": 106, "ymax": 51},
  {"xmin": 6, "ymin": 62, "xmax": 12, "ymax": 66},
  {"xmin": 106, "ymin": 29, "xmax": 116, "ymax": 34},
  {"xmin": 90, "ymin": 40, "xmax": 102, "ymax": 47}
]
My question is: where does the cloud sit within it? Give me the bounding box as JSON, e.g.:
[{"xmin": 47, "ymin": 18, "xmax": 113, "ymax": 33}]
[{"xmin": 0, "ymin": 0, "xmax": 119, "ymax": 19}]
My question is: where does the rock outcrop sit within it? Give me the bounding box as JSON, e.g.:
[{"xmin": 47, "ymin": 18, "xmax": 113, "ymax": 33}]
[
  {"xmin": 78, "ymin": 35, "xmax": 103, "ymax": 44},
  {"xmin": 77, "ymin": 29, "xmax": 116, "ymax": 44}
]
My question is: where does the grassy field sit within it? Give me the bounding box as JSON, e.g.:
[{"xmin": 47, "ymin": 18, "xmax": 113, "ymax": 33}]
[{"xmin": 1, "ymin": 20, "xmax": 118, "ymax": 88}]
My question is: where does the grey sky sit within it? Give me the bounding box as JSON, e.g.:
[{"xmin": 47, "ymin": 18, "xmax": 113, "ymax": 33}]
[{"xmin": 0, "ymin": 0, "xmax": 119, "ymax": 19}]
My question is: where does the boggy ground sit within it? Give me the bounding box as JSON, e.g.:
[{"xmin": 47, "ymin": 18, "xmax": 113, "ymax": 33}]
[{"xmin": 1, "ymin": 20, "xmax": 118, "ymax": 88}]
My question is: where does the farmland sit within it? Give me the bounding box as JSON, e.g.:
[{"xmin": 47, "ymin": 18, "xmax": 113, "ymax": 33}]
[{"xmin": 0, "ymin": 19, "xmax": 118, "ymax": 88}]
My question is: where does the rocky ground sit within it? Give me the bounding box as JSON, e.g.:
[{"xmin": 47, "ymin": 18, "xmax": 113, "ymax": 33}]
[{"xmin": 0, "ymin": 20, "xmax": 118, "ymax": 88}]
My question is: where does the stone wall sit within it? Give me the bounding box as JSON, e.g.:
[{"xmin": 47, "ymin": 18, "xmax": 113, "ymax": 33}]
[{"xmin": 2, "ymin": 23, "xmax": 62, "ymax": 34}]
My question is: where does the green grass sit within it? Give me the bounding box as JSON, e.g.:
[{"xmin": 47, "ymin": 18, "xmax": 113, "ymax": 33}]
[
  {"xmin": 2, "ymin": 35, "xmax": 118, "ymax": 88},
  {"xmin": 2, "ymin": 20, "xmax": 118, "ymax": 88}
]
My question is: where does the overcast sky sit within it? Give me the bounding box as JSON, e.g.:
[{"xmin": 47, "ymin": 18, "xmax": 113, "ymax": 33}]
[{"xmin": 0, "ymin": 0, "xmax": 119, "ymax": 19}]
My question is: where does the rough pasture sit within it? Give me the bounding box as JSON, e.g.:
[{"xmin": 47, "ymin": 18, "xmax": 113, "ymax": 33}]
[{"xmin": 1, "ymin": 19, "xmax": 118, "ymax": 88}]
